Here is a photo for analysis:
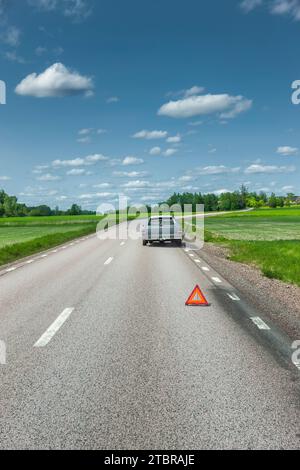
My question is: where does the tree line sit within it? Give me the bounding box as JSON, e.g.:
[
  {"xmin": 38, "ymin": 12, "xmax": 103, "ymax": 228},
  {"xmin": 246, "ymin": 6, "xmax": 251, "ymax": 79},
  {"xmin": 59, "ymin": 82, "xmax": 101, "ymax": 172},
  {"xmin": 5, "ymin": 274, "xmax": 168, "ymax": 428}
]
[
  {"xmin": 163, "ymin": 186, "xmax": 298, "ymax": 212},
  {"xmin": 0, "ymin": 187, "xmax": 298, "ymax": 218},
  {"xmin": 0, "ymin": 189, "xmax": 95, "ymax": 217}
]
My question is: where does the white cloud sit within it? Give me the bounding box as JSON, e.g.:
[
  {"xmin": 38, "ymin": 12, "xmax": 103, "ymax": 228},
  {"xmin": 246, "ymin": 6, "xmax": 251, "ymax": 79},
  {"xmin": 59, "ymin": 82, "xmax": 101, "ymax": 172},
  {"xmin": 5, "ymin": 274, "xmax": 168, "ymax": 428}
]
[
  {"xmin": 36, "ymin": 173, "xmax": 61, "ymax": 181},
  {"xmin": 179, "ymin": 175, "xmax": 193, "ymax": 182},
  {"xmin": 158, "ymin": 93, "xmax": 252, "ymax": 119},
  {"xmin": 28, "ymin": 0, "xmax": 92, "ymax": 21},
  {"xmin": 93, "ymin": 183, "xmax": 111, "ymax": 189},
  {"xmin": 149, "ymin": 146, "xmax": 161, "ymax": 155},
  {"xmin": 282, "ymin": 185, "xmax": 294, "ymax": 191},
  {"xmin": 166, "ymin": 134, "xmax": 181, "ymax": 144},
  {"xmin": 4, "ymin": 50, "xmax": 26, "ymax": 64},
  {"xmin": 240, "ymin": 0, "xmax": 300, "ymax": 21},
  {"xmin": 195, "ymin": 165, "xmax": 241, "ymax": 175},
  {"xmin": 167, "ymin": 85, "xmax": 205, "ymax": 98},
  {"xmin": 123, "ymin": 180, "xmax": 151, "ymax": 188},
  {"xmin": 188, "ymin": 120, "xmax": 203, "ymax": 126},
  {"xmin": 106, "ymin": 96, "xmax": 119, "ymax": 103},
  {"xmin": 213, "ymin": 188, "xmax": 231, "ymax": 195},
  {"xmin": 79, "ymin": 192, "xmax": 114, "ymax": 199},
  {"xmin": 132, "ymin": 130, "xmax": 168, "ymax": 140},
  {"xmin": 35, "ymin": 46, "xmax": 47, "ymax": 56},
  {"xmin": 113, "ymin": 171, "xmax": 148, "ymax": 178},
  {"xmin": 240, "ymin": 0, "xmax": 263, "ymax": 13},
  {"xmin": 208, "ymin": 147, "xmax": 217, "ymax": 154},
  {"xmin": 184, "ymin": 86, "xmax": 205, "ymax": 97},
  {"xmin": 77, "ymin": 136, "xmax": 91, "ymax": 144},
  {"xmin": 245, "ymin": 164, "xmax": 295, "ymax": 174},
  {"xmin": 0, "ymin": 175, "xmax": 11, "ymax": 181},
  {"xmin": 276, "ymin": 146, "xmax": 298, "ymax": 156},
  {"xmin": 122, "ymin": 156, "xmax": 144, "ymax": 166},
  {"xmin": 163, "ymin": 148, "xmax": 178, "ymax": 157},
  {"xmin": 52, "ymin": 154, "xmax": 107, "ymax": 167},
  {"xmin": 66, "ymin": 168, "xmax": 87, "ymax": 176},
  {"xmin": 1, "ymin": 26, "xmax": 21, "ymax": 47},
  {"xmin": 15, "ymin": 63, "xmax": 93, "ymax": 98},
  {"xmin": 78, "ymin": 128, "xmax": 93, "ymax": 135}
]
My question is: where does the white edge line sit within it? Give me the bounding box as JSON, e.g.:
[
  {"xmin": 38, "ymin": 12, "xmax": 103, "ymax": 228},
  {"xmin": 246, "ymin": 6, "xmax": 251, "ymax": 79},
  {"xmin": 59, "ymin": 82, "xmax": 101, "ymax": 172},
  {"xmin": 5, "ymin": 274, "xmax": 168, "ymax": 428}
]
[
  {"xmin": 34, "ymin": 307, "xmax": 74, "ymax": 348},
  {"xmin": 6, "ymin": 267, "xmax": 16, "ymax": 272}
]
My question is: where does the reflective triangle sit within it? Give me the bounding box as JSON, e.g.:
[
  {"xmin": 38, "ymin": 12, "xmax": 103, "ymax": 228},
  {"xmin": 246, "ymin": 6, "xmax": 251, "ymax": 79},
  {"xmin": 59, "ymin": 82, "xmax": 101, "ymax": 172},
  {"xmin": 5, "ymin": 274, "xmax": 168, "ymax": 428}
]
[{"xmin": 185, "ymin": 285, "xmax": 209, "ymax": 306}]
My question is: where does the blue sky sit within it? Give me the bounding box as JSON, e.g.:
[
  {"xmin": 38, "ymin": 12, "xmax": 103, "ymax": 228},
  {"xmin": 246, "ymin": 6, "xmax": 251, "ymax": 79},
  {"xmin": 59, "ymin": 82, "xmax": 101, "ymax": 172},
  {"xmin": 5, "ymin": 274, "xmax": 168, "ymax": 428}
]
[{"xmin": 0, "ymin": 0, "xmax": 300, "ymax": 209}]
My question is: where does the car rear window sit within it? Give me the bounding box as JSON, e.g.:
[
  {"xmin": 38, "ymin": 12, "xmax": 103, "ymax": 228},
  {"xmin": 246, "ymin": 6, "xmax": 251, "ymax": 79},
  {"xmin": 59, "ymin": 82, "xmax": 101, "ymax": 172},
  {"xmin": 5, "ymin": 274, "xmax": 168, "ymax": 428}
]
[{"xmin": 148, "ymin": 218, "xmax": 174, "ymax": 226}]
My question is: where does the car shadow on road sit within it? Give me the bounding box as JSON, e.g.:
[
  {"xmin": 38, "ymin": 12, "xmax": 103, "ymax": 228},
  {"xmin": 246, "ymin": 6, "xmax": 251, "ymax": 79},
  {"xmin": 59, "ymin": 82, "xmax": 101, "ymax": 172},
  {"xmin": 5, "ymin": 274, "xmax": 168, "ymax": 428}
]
[{"xmin": 146, "ymin": 242, "xmax": 184, "ymax": 249}]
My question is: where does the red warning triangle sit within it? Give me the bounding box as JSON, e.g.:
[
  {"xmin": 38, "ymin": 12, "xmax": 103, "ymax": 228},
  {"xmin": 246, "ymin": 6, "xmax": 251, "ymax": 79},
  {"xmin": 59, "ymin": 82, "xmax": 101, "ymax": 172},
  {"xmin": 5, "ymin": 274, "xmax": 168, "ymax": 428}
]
[{"xmin": 185, "ymin": 285, "xmax": 209, "ymax": 306}]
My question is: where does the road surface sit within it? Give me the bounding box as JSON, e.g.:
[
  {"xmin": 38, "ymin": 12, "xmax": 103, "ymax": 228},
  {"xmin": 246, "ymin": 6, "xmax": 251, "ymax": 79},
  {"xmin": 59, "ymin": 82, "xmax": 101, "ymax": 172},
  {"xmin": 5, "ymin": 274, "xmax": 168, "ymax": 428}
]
[{"xmin": 0, "ymin": 222, "xmax": 299, "ymax": 450}]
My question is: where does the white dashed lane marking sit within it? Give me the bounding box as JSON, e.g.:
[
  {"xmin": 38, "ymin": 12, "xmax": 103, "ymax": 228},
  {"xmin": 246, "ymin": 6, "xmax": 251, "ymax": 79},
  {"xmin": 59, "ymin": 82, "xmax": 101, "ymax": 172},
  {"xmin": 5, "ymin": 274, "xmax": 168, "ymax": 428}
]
[
  {"xmin": 227, "ymin": 293, "xmax": 240, "ymax": 301},
  {"xmin": 212, "ymin": 277, "xmax": 222, "ymax": 284},
  {"xmin": 250, "ymin": 317, "xmax": 271, "ymax": 330},
  {"xmin": 201, "ymin": 266, "xmax": 210, "ymax": 272},
  {"xmin": 34, "ymin": 307, "xmax": 75, "ymax": 348},
  {"xmin": 104, "ymin": 257, "xmax": 114, "ymax": 266}
]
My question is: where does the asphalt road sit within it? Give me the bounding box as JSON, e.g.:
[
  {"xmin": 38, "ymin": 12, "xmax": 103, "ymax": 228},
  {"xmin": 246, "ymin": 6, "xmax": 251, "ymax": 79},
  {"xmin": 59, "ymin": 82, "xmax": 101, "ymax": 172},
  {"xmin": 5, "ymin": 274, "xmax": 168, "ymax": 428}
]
[{"xmin": 0, "ymin": 222, "xmax": 299, "ymax": 450}]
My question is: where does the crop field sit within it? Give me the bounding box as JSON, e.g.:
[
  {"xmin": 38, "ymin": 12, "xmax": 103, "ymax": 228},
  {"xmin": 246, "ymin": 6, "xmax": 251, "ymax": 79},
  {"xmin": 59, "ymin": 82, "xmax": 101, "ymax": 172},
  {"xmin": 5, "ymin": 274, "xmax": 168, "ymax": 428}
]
[
  {"xmin": 0, "ymin": 213, "xmax": 138, "ymax": 266},
  {"xmin": 205, "ymin": 207, "xmax": 300, "ymax": 241},
  {"xmin": 204, "ymin": 207, "xmax": 300, "ymax": 286}
]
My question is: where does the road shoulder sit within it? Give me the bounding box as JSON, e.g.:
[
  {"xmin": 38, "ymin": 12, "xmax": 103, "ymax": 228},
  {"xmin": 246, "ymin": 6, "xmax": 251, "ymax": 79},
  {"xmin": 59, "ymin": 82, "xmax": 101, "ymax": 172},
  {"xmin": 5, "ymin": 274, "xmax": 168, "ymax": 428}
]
[{"xmin": 199, "ymin": 242, "xmax": 300, "ymax": 339}]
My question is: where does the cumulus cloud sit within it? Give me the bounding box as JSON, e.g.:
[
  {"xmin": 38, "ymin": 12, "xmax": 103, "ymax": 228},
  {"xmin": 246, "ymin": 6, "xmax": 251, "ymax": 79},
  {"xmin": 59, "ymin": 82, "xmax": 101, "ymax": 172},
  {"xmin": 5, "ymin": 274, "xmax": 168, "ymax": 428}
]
[
  {"xmin": 166, "ymin": 135, "xmax": 181, "ymax": 144},
  {"xmin": 66, "ymin": 168, "xmax": 89, "ymax": 176},
  {"xmin": 0, "ymin": 175, "xmax": 11, "ymax": 181},
  {"xmin": 276, "ymin": 146, "xmax": 298, "ymax": 156},
  {"xmin": 36, "ymin": 173, "xmax": 61, "ymax": 181},
  {"xmin": 15, "ymin": 63, "xmax": 93, "ymax": 98},
  {"xmin": 245, "ymin": 164, "xmax": 295, "ymax": 174},
  {"xmin": 122, "ymin": 156, "xmax": 144, "ymax": 166},
  {"xmin": 163, "ymin": 148, "xmax": 178, "ymax": 157},
  {"xmin": 123, "ymin": 180, "xmax": 151, "ymax": 188},
  {"xmin": 79, "ymin": 192, "xmax": 114, "ymax": 200},
  {"xmin": 113, "ymin": 171, "xmax": 148, "ymax": 178},
  {"xmin": 149, "ymin": 147, "xmax": 162, "ymax": 156},
  {"xmin": 195, "ymin": 165, "xmax": 240, "ymax": 175},
  {"xmin": 158, "ymin": 94, "xmax": 252, "ymax": 119},
  {"xmin": 52, "ymin": 154, "xmax": 107, "ymax": 167},
  {"xmin": 132, "ymin": 130, "xmax": 168, "ymax": 140}
]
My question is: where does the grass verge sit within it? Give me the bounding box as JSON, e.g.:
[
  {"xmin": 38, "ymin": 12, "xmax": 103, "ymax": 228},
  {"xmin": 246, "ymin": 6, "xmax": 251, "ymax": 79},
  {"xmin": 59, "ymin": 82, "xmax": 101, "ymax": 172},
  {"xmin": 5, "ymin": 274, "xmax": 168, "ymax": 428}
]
[
  {"xmin": 0, "ymin": 225, "xmax": 97, "ymax": 267},
  {"xmin": 205, "ymin": 230, "xmax": 300, "ymax": 286}
]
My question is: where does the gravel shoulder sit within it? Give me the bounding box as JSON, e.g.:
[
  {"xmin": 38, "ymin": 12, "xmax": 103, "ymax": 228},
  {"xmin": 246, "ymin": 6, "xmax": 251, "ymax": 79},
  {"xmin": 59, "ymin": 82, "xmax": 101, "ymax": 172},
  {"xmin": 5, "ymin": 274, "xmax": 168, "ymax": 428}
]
[{"xmin": 200, "ymin": 242, "xmax": 300, "ymax": 339}]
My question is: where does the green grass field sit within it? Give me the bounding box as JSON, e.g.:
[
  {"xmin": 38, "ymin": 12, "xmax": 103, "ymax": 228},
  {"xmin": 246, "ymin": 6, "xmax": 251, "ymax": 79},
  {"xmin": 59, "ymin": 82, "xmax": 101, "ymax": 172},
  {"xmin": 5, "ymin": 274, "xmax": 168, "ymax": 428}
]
[
  {"xmin": 0, "ymin": 224, "xmax": 97, "ymax": 248},
  {"xmin": 204, "ymin": 207, "xmax": 300, "ymax": 286},
  {"xmin": 0, "ymin": 213, "xmax": 139, "ymax": 266}
]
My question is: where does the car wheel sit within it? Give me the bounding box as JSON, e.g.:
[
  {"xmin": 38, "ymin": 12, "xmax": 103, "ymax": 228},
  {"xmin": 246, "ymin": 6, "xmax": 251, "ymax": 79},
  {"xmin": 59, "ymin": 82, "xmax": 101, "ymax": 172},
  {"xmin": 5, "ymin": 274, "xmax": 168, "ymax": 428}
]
[{"xmin": 143, "ymin": 240, "xmax": 147, "ymax": 246}]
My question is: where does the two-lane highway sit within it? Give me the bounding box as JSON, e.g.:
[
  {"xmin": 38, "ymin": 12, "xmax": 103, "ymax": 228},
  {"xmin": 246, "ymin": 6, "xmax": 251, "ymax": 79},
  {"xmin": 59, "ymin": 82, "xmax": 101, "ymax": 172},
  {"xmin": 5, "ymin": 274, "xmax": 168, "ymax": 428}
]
[{"xmin": 0, "ymin": 224, "xmax": 299, "ymax": 449}]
